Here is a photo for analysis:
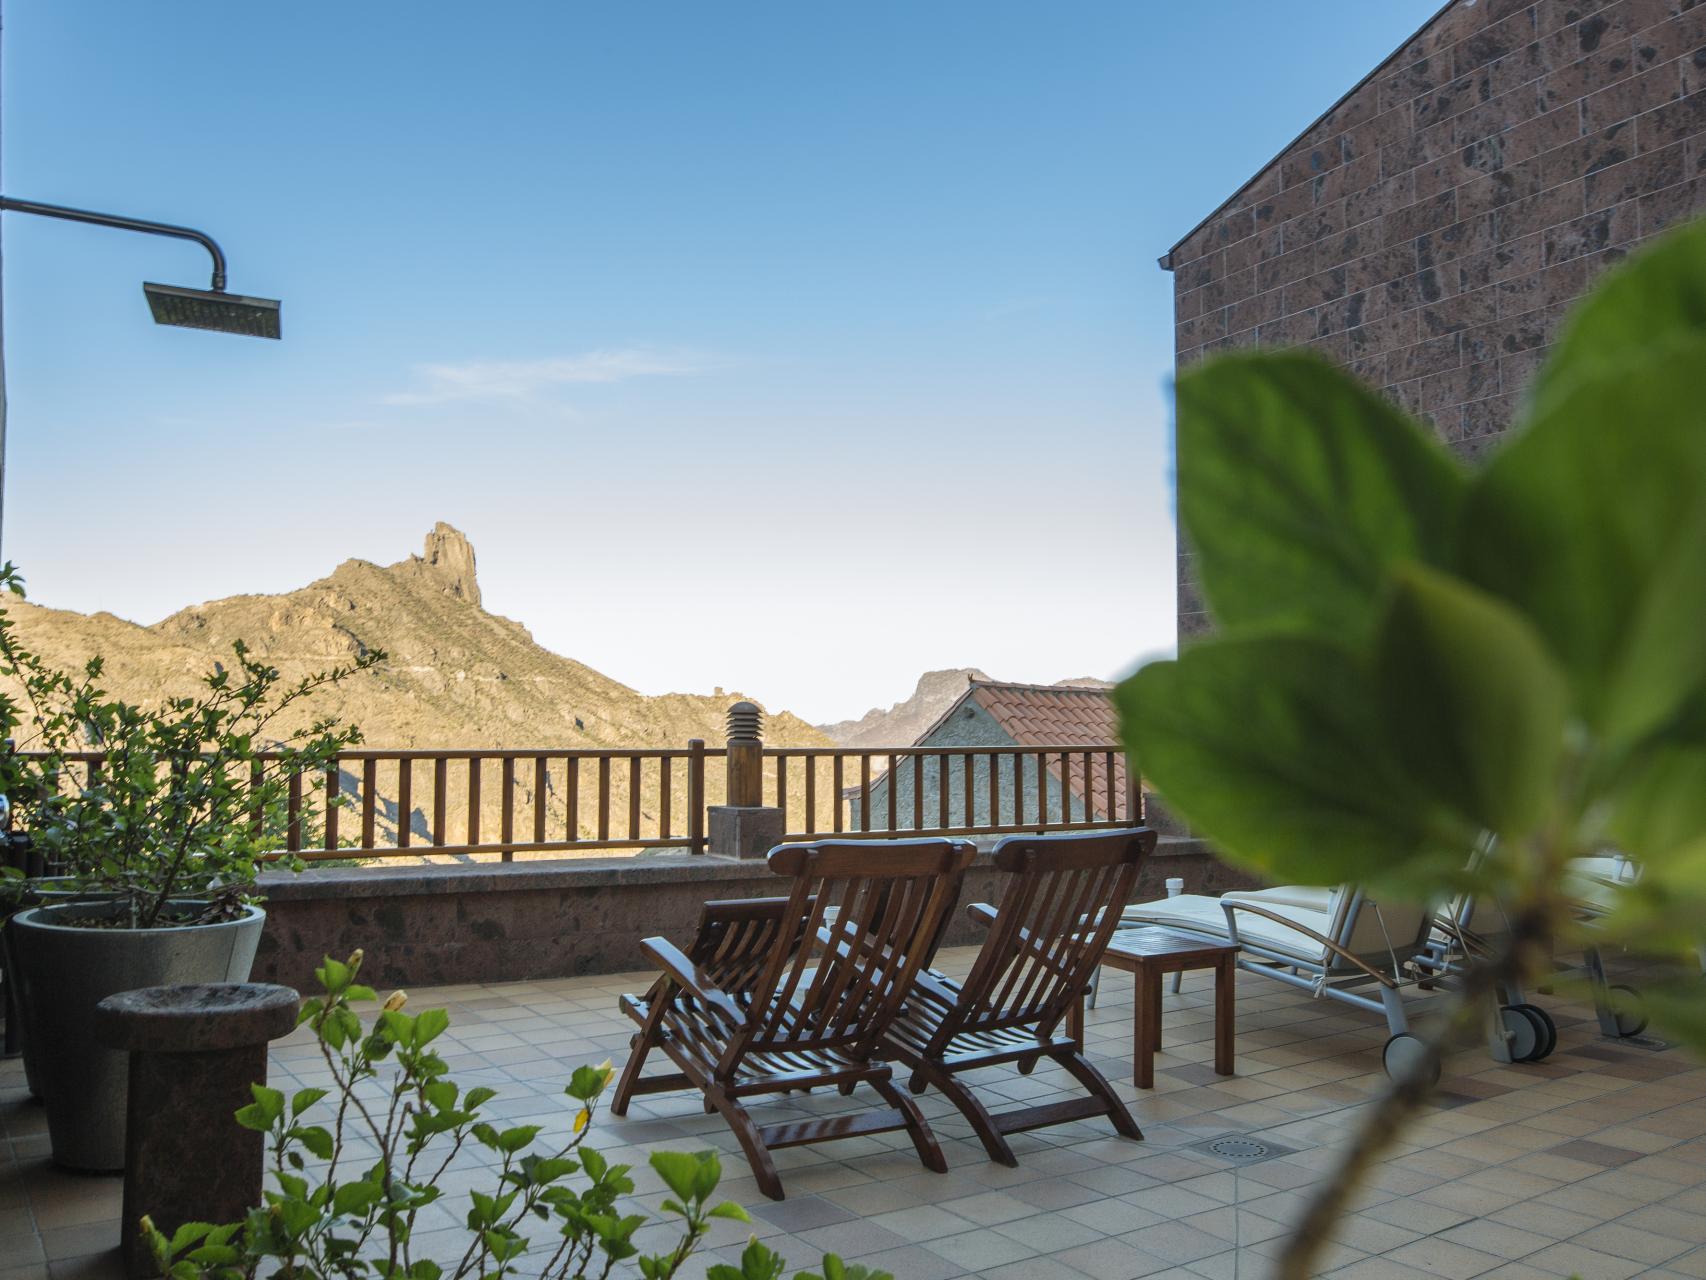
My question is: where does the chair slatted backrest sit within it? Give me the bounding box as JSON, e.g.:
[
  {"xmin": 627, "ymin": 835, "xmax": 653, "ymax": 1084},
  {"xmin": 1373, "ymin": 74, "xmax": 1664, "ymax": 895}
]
[
  {"xmin": 688, "ymin": 896, "xmax": 815, "ymax": 1002},
  {"xmin": 719, "ymin": 839, "xmax": 974, "ymax": 1074},
  {"xmin": 930, "ymin": 828, "xmax": 1152, "ymax": 1054}
]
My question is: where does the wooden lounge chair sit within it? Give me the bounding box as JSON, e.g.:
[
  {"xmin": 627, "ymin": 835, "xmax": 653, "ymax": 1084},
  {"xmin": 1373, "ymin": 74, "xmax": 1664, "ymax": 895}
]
[
  {"xmin": 881, "ymin": 827, "xmax": 1154, "ymax": 1167},
  {"xmin": 611, "ymin": 837, "xmax": 976, "ymax": 1199}
]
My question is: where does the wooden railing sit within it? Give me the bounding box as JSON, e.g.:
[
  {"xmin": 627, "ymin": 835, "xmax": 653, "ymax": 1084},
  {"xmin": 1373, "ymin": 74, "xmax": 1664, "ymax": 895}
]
[
  {"xmin": 765, "ymin": 745, "xmax": 1138, "ymax": 841},
  {"xmin": 8, "ymin": 732, "xmax": 1137, "ymax": 864}
]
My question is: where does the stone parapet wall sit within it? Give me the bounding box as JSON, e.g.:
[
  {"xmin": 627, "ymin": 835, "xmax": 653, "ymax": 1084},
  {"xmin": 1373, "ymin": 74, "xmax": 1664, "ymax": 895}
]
[{"xmin": 251, "ymin": 838, "xmax": 1258, "ymax": 990}]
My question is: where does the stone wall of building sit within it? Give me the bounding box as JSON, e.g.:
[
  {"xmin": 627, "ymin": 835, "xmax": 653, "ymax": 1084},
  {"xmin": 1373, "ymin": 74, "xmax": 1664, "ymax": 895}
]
[{"xmin": 1170, "ymin": 0, "xmax": 1706, "ymax": 638}]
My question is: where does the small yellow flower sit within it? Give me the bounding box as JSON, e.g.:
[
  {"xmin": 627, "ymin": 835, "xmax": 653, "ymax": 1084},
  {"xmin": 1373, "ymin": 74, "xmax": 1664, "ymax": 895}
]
[
  {"xmin": 382, "ymin": 990, "xmax": 408, "ymax": 1012},
  {"xmin": 573, "ymin": 1107, "xmax": 590, "ymax": 1134},
  {"xmin": 350, "ymin": 948, "xmax": 365, "ymax": 968},
  {"xmin": 139, "ymin": 1215, "xmax": 155, "ymax": 1236}
]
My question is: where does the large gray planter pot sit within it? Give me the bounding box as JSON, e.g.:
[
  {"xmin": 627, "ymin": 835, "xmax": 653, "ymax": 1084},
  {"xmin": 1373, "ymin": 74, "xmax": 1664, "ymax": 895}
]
[
  {"xmin": 3, "ymin": 883, "xmax": 120, "ymax": 1100},
  {"xmin": 7, "ymin": 902, "xmax": 266, "ymax": 1171}
]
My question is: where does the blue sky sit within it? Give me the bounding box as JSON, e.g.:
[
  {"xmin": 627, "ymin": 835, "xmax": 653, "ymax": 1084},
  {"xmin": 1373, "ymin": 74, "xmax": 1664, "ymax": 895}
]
[{"xmin": 2, "ymin": 0, "xmax": 1440, "ymax": 723}]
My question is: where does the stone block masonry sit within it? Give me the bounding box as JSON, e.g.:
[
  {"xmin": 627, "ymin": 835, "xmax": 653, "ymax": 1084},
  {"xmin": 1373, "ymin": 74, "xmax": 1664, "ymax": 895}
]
[{"xmin": 1169, "ymin": 0, "xmax": 1706, "ymax": 640}]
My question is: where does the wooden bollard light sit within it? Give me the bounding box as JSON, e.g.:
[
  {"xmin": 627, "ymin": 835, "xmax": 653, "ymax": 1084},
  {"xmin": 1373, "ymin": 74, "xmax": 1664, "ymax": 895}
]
[
  {"xmin": 708, "ymin": 701, "xmax": 785, "ymax": 857},
  {"xmin": 95, "ymin": 983, "xmax": 300, "ymax": 1279}
]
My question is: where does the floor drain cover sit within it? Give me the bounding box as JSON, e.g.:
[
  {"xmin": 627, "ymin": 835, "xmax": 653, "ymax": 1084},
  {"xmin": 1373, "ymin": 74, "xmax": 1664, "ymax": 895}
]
[
  {"xmin": 1623, "ymin": 1034, "xmax": 1673, "ymax": 1052},
  {"xmin": 1187, "ymin": 1135, "xmax": 1299, "ymax": 1164}
]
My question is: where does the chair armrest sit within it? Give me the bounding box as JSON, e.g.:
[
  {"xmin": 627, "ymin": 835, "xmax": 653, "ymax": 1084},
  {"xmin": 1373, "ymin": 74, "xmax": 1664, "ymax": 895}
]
[
  {"xmin": 965, "ymin": 902, "xmax": 998, "ymax": 929},
  {"xmin": 640, "ymin": 936, "xmax": 746, "ymax": 1022},
  {"xmin": 910, "ymin": 966, "xmax": 962, "ymax": 1007},
  {"xmin": 1219, "ymin": 900, "xmax": 1396, "ymax": 989}
]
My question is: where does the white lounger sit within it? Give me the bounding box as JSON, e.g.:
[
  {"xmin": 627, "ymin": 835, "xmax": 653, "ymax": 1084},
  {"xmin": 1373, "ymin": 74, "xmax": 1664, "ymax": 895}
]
[{"xmin": 1107, "ymin": 884, "xmax": 1437, "ymax": 1079}]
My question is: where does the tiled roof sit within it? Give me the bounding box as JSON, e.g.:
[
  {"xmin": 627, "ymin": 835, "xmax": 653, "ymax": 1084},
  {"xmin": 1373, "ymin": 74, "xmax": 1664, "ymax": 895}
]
[{"xmin": 916, "ymin": 680, "xmax": 1130, "ymax": 822}]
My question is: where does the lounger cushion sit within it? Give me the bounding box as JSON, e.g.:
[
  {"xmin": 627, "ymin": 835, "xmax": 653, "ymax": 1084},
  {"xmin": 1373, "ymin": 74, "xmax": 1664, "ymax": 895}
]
[
  {"xmin": 1222, "ymin": 885, "xmax": 1338, "ymax": 914},
  {"xmin": 1119, "ymin": 893, "xmax": 1334, "ymax": 965}
]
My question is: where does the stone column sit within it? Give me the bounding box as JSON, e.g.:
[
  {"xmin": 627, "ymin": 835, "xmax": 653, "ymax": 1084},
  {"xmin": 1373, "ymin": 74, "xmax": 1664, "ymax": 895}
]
[
  {"xmin": 707, "ymin": 701, "xmax": 785, "ymax": 858},
  {"xmin": 95, "ymin": 983, "xmax": 300, "ymax": 1279}
]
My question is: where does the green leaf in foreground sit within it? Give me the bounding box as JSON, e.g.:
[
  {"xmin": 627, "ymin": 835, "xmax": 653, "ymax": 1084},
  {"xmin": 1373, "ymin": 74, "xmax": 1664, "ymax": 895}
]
[
  {"xmin": 1460, "ymin": 338, "xmax": 1706, "ymax": 749},
  {"xmin": 1528, "ymin": 218, "xmax": 1706, "ymax": 418},
  {"xmin": 1117, "ymin": 634, "xmax": 1468, "ymax": 889},
  {"xmin": 1375, "ymin": 565, "xmax": 1567, "ymax": 838},
  {"xmin": 1176, "ymin": 349, "xmax": 1466, "ymax": 642}
]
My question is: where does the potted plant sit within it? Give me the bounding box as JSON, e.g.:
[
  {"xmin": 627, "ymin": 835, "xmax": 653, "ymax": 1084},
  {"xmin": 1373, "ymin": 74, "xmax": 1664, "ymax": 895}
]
[{"xmin": 0, "ymin": 564, "xmax": 382, "ymax": 1170}]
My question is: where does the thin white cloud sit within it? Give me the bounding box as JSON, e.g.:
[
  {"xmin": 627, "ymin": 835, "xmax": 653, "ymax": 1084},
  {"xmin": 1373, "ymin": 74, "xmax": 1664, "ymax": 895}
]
[{"xmin": 382, "ymin": 347, "xmax": 711, "ymax": 406}]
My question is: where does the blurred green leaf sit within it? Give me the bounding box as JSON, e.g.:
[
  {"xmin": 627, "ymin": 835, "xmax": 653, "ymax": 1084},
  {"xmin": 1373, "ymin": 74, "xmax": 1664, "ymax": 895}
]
[
  {"xmin": 1118, "ymin": 635, "xmax": 1466, "ymax": 888},
  {"xmin": 1460, "ymin": 339, "xmax": 1706, "ymax": 749},
  {"xmin": 1608, "ymin": 746, "xmax": 1706, "ymax": 863},
  {"xmin": 1176, "ymin": 349, "xmax": 1465, "ymax": 642},
  {"xmin": 1375, "ymin": 565, "xmax": 1567, "ymax": 836},
  {"xmin": 1530, "ymin": 219, "xmax": 1706, "ymax": 418}
]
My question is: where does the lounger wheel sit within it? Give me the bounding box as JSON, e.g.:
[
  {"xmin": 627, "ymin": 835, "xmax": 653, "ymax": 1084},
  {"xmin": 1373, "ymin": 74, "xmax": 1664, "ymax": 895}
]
[
  {"xmin": 1382, "ymin": 1032, "xmax": 1439, "ymax": 1086},
  {"xmin": 1508, "ymin": 1003, "xmax": 1556, "ymax": 1061},
  {"xmin": 1606, "ymin": 984, "xmax": 1648, "ymax": 1038},
  {"xmin": 1497, "ymin": 1005, "xmax": 1543, "ymax": 1063}
]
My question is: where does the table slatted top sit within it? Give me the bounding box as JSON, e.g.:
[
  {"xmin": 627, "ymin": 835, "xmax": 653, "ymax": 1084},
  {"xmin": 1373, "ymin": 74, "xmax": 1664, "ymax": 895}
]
[{"xmin": 1105, "ymin": 925, "xmax": 1239, "ymax": 964}]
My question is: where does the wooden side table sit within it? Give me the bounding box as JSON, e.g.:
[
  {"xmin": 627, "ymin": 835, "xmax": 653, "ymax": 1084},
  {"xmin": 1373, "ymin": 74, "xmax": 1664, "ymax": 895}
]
[{"xmin": 1099, "ymin": 926, "xmax": 1237, "ymax": 1088}]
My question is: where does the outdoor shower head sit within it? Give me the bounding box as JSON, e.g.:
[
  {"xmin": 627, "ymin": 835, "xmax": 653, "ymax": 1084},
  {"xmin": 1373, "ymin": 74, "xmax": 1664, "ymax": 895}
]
[{"xmin": 143, "ymin": 282, "xmax": 281, "ymax": 339}]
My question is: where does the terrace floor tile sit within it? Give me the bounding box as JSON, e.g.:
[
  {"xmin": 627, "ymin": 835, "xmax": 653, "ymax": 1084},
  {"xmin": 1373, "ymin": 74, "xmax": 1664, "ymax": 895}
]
[{"xmin": 4, "ymin": 947, "xmax": 1704, "ymax": 1278}]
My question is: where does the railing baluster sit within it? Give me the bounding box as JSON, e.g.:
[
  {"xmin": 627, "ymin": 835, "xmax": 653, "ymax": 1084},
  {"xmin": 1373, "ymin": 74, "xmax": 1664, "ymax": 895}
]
[
  {"xmin": 397, "ymin": 759, "xmax": 412, "ymax": 847},
  {"xmin": 687, "ymin": 739, "xmax": 705, "ymax": 852},
  {"xmin": 859, "ymin": 754, "xmax": 871, "ymax": 832},
  {"xmin": 938, "ymin": 752, "xmax": 949, "ymax": 828},
  {"xmin": 1103, "ymin": 751, "xmax": 1115, "ymax": 823},
  {"xmin": 534, "ymin": 757, "xmax": 548, "ymax": 843},
  {"xmin": 912, "ymin": 754, "xmax": 923, "ymax": 831},
  {"xmin": 1013, "ymin": 752, "xmax": 1024, "ymax": 827},
  {"xmin": 467, "ymin": 757, "xmax": 482, "ymax": 846},
  {"xmin": 1081, "ymin": 751, "xmax": 1093, "ymax": 823},
  {"xmin": 567, "ymin": 757, "xmax": 581, "ymax": 841},
  {"xmin": 775, "ymin": 754, "xmax": 787, "ymax": 828},
  {"xmin": 250, "ymin": 760, "xmax": 264, "ymax": 839},
  {"xmin": 988, "ymin": 750, "xmax": 999, "ymax": 829},
  {"xmin": 832, "ymin": 755, "xmax": 844, "ymax": 833},
  {"xmin": 660, "ymin": 755, "xmax": 673, "ymax": 838},
  {"xmin": 501, "ymin": 757, "xmax": 515, "ymax": 862},
  {"xmin": 962, "ymin": 752, "xmax": 973, "ymax": 828},
  {"xmin": 598, "ymin": 757, "xmax": 610, "ymax": 841},
  {"xmin": 628, "ymin": 755, "xmax": 641, "ymax": 839},
  {"xmin": 287, "ymin": 769, "xmax": 303, "ymax": 853},
  {"xmin": 432, "ymin": 757, "xmax": 448, "ymax": 845},
  {"xmin": 324, "ymin": 764, "xmax": 339, "ymax": 852},
  {"xmin": 804, "ymin": 754, "xmax": 817, "ymax": 834},
  {"xmin": 887, "ymin": 753, "xmax": 897, "ymax": 832},
  {"xmin": 362, "ymin": 758, "xmax": 377, "ymax": 850},
  {"xmin": 1036, "ymin": 752, "xmax": 1048, "ymax": 830}
]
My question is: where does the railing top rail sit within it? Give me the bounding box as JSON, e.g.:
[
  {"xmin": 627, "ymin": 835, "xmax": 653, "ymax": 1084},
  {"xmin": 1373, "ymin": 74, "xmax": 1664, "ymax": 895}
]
[
  {"xmin": 760, "ymin": 743, "xmax": 1123, "ymax": 757},
  {"xmin": 10, "ymin": 746, "xmax": 731, "ymax": 763}
]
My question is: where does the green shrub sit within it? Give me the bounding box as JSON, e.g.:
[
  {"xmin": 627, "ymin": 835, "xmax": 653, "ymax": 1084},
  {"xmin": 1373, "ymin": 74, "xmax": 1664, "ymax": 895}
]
[{"xmin": 142, "ymin": 951, "xmax": 888, "ymax": 1280}]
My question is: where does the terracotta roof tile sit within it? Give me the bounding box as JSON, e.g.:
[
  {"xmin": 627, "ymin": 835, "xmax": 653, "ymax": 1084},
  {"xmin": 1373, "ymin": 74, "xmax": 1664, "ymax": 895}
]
[{"xmin": 965, "ymin": 681, "xmax": 1129, "ymax": 823}]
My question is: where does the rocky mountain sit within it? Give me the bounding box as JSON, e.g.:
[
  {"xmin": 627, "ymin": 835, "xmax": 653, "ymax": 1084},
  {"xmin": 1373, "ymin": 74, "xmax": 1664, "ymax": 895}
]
[
  {"xmin": 818, "ymin": 669, "xmax": 991, "ymax": 749},
  {"xmin": 2, "ymin": 524, "xmax": 833, "ymax": 856},
  {"xmin": 818, "ymin": 669, "xmax": 1117, "ymax": 748}
]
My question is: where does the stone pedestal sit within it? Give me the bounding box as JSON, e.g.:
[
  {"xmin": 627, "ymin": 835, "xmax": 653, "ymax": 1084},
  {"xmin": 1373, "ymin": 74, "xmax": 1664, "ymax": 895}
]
[
  {"xmin": 95, "ymin": 983, "xmax": 300, "ymax": 1279},
  {"xmin": 707, "ymin": 805, "xmax": 786, "ymax": 860}
]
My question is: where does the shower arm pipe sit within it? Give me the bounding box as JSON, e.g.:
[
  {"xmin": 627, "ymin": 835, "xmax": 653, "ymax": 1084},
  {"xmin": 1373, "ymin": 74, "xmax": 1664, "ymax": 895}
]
[{"xmin": 0, "ymin": 195, "xmax": 228, "ymax": 291}]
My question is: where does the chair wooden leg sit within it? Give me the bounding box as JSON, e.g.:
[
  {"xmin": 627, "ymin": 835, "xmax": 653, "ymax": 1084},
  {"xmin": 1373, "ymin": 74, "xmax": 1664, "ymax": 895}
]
[
  {"xmin": 1055, "ymin": 1048, "xmax": 1143, "ymax": 1142},
  {"xmin": 912, "ymin": 1061, "xmax": 1018, "ymax": 1167},
  {"xmin": 702, "ymin": 1083, "xmax": 786, "ymax": 1201},
  {"xmin": 611, "ymin": 1030, "xmax": 654, "ymax": 1117},
  {"xmin": 872, "ymin": 1075, "xmax": 950, "ymax": 1174}
]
